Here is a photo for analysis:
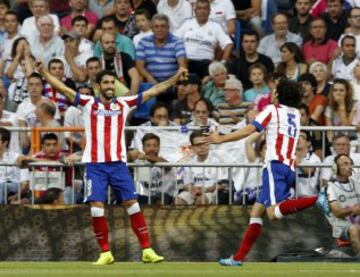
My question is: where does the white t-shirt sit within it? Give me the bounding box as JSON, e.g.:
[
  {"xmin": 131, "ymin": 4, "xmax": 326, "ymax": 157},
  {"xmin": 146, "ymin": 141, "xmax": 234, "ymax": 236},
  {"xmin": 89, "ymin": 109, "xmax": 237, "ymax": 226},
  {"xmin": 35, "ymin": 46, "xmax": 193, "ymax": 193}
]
[
  {"xmin": 133, "ymin": 31, "xmax": 153, "ymax": 48},
  {"xmin": 157, "ymin": 0, "xmax": 193, "ymax": 33},
  {"xmin": 332, "ymin": 56, "xmax": 358, "ymax": 81},
  {"xmin": 0, "ymin": 34, "xmax": 20, "ymax": 71},
  {"xmin": 0, "ymin": 110, "xmax": 21, "ymax": 153},
  {"xmin": 209, "ymin": 0, "xmax": 236, "ymax": 33},
  {"xmin": 296, "ymin": 152, "xmax": 321, "ymax": 197},
  {"xmin": 79, "ymin": 38, "xmax": 94, "ymax": 57},
  {"xmin": 20, "ymin": 14, "xmax": 60, "ymax": 41},
  {"xmin": 61, "ymin": 51, "xmax": 93, "ymax": 80},
  {"xmin": 175, "ymin": 18, "xmax": 233, "ymax": 60},
  {"xmin": 63, "ymin": 106, "xmax": 84, "ymax": 143},
  {"xmin": 0, "ymin": 150, "xmax": 29, "ymax": 184},
  {"xmin": 29, "ymin": 35, "xmax": 65, "ymax": 66}
]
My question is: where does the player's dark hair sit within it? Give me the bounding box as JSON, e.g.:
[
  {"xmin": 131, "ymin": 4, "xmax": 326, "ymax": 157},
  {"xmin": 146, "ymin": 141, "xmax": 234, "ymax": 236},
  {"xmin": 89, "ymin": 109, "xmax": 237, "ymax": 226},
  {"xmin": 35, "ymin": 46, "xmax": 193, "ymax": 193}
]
[
  {"xmin": 41, "ymin": 187, "xmax": 63, "ymax": 204},
  {"xmin": 340, "ymin": 34, "xmax": 356, "ymax": 47},
  {"xmin": 298, "ymin": 103, "xmax": 310, "ymax": 115},
  {"xmin": 28, "ymin": 72, "xmax": 44, "ymax": 85},
  {"xmin": 96, "ymin": 70, "xmax": 117, "ymax": 84},
  {"xmin": 48, "ymin": 58, "xmax": 64, "ymax": 69},
  {"xmin": 71, "ymin": 15, "xmax": 88, "ymax": 26},
  {"xmin": 135, "ymin": 9, "xmax": 151, "ymax": 20},
  {"xmin": 0, "ymin": 127, "xmax": 11, "ymax": 147},
  {"xmin": 298, "ymin": 73, "xmax": 317, "ymax": 92},
  {"xmin": 41, "ymin": 133, "xmax": 58, "ymax": 145},
  {"xmin": 4, "ymin": 10, "xmax": 19, "ymax": 21},
  {"xmin": 142, "ymin": 133, "xmax": 160, "ymax": 146},
  {"xmin": 86, "ymin": 56, "xmax": 101, "ymax": 67},
  {"xmin": 276, "ymin": 79, "xmax": 303, "ymax": 108},
  {"xmin": 241, "ymin": 30, "xmax": 260, "ymax": 43},
  {"xmin": 190, "ymin": 130, "xmax": 206, "ymax": 145},
  {"xmin": 150, "ymin": 102, "xmax": 169, "ymax": 117}
]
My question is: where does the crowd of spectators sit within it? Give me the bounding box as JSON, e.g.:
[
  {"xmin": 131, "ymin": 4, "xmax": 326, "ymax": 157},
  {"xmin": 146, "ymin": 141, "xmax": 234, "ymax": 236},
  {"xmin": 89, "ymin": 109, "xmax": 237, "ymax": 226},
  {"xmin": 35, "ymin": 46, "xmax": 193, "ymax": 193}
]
[{"xmin": 1, "ymin": 0, "xmax": 360, "ymax": 206}]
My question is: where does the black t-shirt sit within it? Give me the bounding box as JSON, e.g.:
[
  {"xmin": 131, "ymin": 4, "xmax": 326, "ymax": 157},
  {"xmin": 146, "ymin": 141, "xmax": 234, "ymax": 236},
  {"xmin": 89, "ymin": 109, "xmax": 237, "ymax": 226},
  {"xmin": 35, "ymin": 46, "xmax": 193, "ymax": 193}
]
[
  {"xmin": 232, "ymin": 0, "xmax": 251, "ymax": 10},
  {"xmin": 104, "ymin": 52, "xmax": 134, "ymax": 87},
  {"xmin": 322, "ymin": 11, "xmax": 349, "ymax": 41},
  {"xmin": 172, "ymin": 100, "xmax": 193, "ymax": 125},
  {"xmin": 132, "ymin": 0, "xmax": 157, "ymax": 18},
  {"xmin": 228, "ymin": 53, "xmax": 275, "ymax": 90}
]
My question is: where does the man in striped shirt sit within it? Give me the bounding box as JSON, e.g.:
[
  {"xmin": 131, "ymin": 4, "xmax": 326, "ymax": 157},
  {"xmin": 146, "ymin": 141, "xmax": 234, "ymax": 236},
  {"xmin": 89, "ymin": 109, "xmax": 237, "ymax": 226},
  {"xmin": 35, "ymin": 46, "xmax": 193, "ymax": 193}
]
[{"xmin": 35, "ymin": 60, "xmax": 187, "ymax": 265}]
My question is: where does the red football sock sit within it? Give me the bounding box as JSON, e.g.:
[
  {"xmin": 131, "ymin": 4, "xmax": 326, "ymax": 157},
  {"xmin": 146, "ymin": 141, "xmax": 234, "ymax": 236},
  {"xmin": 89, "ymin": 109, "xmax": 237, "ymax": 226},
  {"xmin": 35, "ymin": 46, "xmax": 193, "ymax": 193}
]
[
  {"xmin": 278, "ymin": 196, "xmax": 317, "ymax": 216},
  {"xmin": 130, "ymin": 212, "xmax": 151, "ymax": 249},
  {"xmin": 92, "ymin": 216, "xmax": 110, "ymax": 252},
  {"xmin": 233, "ymin": 223, "xmax": 262, "ymax": 261}
]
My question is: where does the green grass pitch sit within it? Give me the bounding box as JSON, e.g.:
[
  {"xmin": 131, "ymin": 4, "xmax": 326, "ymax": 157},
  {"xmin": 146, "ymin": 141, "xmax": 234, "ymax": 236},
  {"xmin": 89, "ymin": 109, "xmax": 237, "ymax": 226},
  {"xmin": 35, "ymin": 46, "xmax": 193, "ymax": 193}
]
[{"xmin": 1, "ymin": 262, "xmax": 360, "ymax": 277}]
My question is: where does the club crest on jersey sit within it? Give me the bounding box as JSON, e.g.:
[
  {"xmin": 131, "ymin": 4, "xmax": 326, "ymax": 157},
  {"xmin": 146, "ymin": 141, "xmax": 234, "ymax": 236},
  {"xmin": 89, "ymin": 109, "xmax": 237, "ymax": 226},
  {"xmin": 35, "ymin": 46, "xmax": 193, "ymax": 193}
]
[{"xmin": 111, "ymin": 103, "xmax": 120, "ymax": 110}]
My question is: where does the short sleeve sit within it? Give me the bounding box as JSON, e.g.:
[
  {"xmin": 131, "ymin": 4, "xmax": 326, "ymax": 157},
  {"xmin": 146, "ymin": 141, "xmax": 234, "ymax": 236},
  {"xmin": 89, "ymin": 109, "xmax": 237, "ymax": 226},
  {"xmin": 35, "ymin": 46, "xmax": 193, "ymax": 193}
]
[
  {"xmin": 121, "ymin": 94, "xmax": 142, "ymax": 108},
  {"xmin": 73, "ymin": 92, "xmax": 93, "ymax": 107},
  {"xmin": 327, "ymin": 184, "xmax": 338, "ymax": 202},
  {"xmin": 215, "ymin": 24, "xmax": 233, "ymax": 49},
  {"xmin": 174, "ymin": 38, "xmax": 186, "ymax": 59},
  {"xmin": 225, "ymin": 0, "xmax": 236, "ymax": 20},
  {"xmin": 136, "ymin": 39, "xmax": 146, "ymax": 61}
]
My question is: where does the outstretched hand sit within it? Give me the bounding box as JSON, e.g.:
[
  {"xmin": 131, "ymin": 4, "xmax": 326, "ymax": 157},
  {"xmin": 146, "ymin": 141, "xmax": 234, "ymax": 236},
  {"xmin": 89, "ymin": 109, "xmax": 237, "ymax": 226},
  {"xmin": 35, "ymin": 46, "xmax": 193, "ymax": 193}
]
[
  {"xmin": 204, "ymin": 128, "xmax": 223, "ymax": 145},
  {"xmin": 34, "ymin": 60, "xmax": 46, "ymax": 74},
  {"xmin": 176, "ymin": 67, "xmax": 188, "ymax": 82}
]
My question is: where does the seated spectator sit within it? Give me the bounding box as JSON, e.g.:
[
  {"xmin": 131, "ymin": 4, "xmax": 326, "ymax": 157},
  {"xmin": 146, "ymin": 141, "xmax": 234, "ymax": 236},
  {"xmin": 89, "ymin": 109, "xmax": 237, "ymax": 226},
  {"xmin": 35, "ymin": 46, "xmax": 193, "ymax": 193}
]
[
  {"xmin": 299, "ymin": 73, "xmax": 327, "ymax": 125},
  {"xmin": 172, "ymin": 73, "xmax": 201, "ymax": 125},
  {"xmin": 98, "ymin": 32, "xmax": 140, "ymax": 94},
  {"xmin": 309, "ymin": 61, "xmax": 331, "ymax": 96},
  {"xmin": 322, "ymin": 0, "xmax": 349, "ymax": 41},
  {"xmin": 130, "ymin": 133, "xmax": 176, "ymax": 205},
  {"xmin": 94, "ymin": 16, "xmax": 135, "ymax": 60},
  {"xmin": 244, "ymin": 63, "xmax": 271, "ymax": 102},
  {"xmin": 187, "ymin": 98, "xmax": 218, "ymax": 128},
  {"xmin": 29, "ymin": 15, "xmax": 65, "ymax": 66},
  {"xmin": 209, "ymin": 0, "xmax": 236, "ymax": 36},
  {"xmin": 227, "ymin": 30, "xmax": 274, "ymax": 91},
  {"xmin": 20, "ymin": 0, "xmax": 60, "ymax": 40},
  {"xmin": 350, "ymin": 60, "xmax": 360, "ymax": 101},
  {"xmin": 302, "ymin": 17, "xmax": 338, "ymax": 64},
  {"xmin": 60, "ymin": 0, "xmax": 98, "ymax": 38},
  {"xmin": 0, "ymin": 0, "xmax": 10, "ymax": 45},
  {"xmin": 276, "ymin": 42, "xmax": 308, "ymax": 81},
  {"xmin": 325, "ymin": 79, "xmax": 356, "ymax": 143},
  {"xmin": 88, "ymin": 0, "xmax": 114, "ymax": 18},
  {"xmin": 175, "ymin": 130, "xmax": 229, "ymax": 205},
  {"xmin": 325, "ymin": 154, "xmax": 360, "ymax": 256},
  {"xmin": 156, "ymin": 0, "xmax": 192, "ymax": 33},
  {"xmin": 39, "ymin": 187, "xmax": 64, "ymax": 204},
  {"xmin": 339, "ymin": 7, "xmax": 360, "ymax": 54},
  {"xmin": 0, "ymin": 127, "xmax": 29, "ymax": 204},
  {"xmin": 175, "ymin": 0, "xmax": 233, "ymax": 78},
  {"xmin": 258, "ymin": 13, "xmax": 303, "ymax": 66},
  {"xmin": 132, "ymin": 9, "xmax": 152, "ymax": 48},
  {"xmin": 213, "ymin": 77, "xmax": 249, "ymax": 125},
  {"xmin": 332, "ymin": 35, "xmax": 358, "ymax": 80},
  {"xmin": 295, "ymin": 130, "xmax": 321, "ymax": 197},
  {"xmin": 202, "ymin": 61, "xmax": 227, "ymax": 106},
  {"xmin": 232, "ymin": 0, "xmax": 263, "ymax": 35},
  {"xmin": 289, "ymin": 0, "xmax": 313, "ymax": 42},
  {"xmin": 71, "ymin": 15, "xmax": 95, "ymax": 58}
]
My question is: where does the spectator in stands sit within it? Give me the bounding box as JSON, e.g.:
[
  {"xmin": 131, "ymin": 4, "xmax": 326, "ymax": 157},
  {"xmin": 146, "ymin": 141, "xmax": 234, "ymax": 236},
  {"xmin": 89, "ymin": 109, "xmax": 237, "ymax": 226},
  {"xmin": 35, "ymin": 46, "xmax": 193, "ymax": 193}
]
[
  {"xmin": 228, "ymin": 30, "xmax": 274, "ymax": 91},
  {"xmin": 295, "ymin": 130, "xmax": 321, "ymax": 197},
  {"xmin": 187, "ymin": 98, "xmax": 218, "ymax": 128},
  {"xmin": 339, "ymin": 7, "xmax": 360, "ymax": 53},
  {"xmin": 156, "ymin": 0, "xmax": 192, "ymax": 33},
  {"xmin": 202, "ymin": 61, "xmax": 227, "ymax": 106},
  {"xmin": 258, "ymin": 13, "xmax": 303, "ymax": 66},
  {"xmin": 130, "ymin": 133, "xmax": 176, "ymax": 205},
  {"xmin": 135, "ymin": 13, "xmax": 186, "ymax": 102},
  {"xmin": 132, "ymin": 0, "xmax": 157, "ymax": 18},
  {"xmin": 0, "ymin": 0, "xmax": 10, "ymax": 45},
  {"xmin": 62, "ymin": 31, "xmax": 91, "ymax": 83},
  {"xmin": 213, "ymin": 77, "xmax": 250, "ymax": 125},
  {"xmin": 244, "ymin": 63, "xmax": 271, "ymax": 102},
  {"xmin": 322, "ymin": 0, "xmax": 349, "ymax": 41},
  {"xmin": 321, "ymin": 133, "xmax": 360, "ymax": 185},
  {"xmin": 208, "ymin": 0, "xmax": 236, "ymax": 36},
  {"xmin": 94, "ymin": 16, "xmax": 135, "ymax": 60},
  {"xmin": 302, "ymin": 17, "xmax": 339, "ymax": 64},
  {"xmin": 175, "ymin": 130, "xmax": 229, "ymax": 205},
  {"xmin": 20, "ymin": 0, "xmax": 60, "ymax": 40},
  {"xmin": 351, "ymin": 60, "xmax": 360, "ymax": 101},
  {"xmin": 172, "ymin": 73, "xmax": 201, "ymax": 125},
  {"xmin": 275, "ymin": 42, "xmax": 307, "ymax": 81},
  {"xmin": 175, "ymin": 0, "xmax": 233, "ymax": 79},
  {"xmin": 71, "ymin": 15, "xmax": 94, "ymax": 57},
  {"xmin": 60, "ymin": 0, "xmax": 98, "ymax": 38},
  {"xmin": 29, "ymin": 15, "xmax": 65, "ymax": 66},
  {"xmin": 299, "ymin": 73, "xmax": 327, "ymax": 125},
  {"xmin": 0, "ymin": 127, "xmax": 29, "ymax": 204},
  {"xmin": 289, "ymin": 0, "xmax": 313, "ymax": 42},
  {"xmin": 325, "ymin": 79, "xmax": 356, "ymax": 143},
  {"xmin": 332, "ymin": 35, "xmax": 358, "ymax": 81},
  {"xmin": 88, "ymin": 0, "xmax": 114, "ymax": 19},
  {"xmin": 298, "ymin": 103, "xmax": 331, "ymax": 159},
  {"xmin": 309, "ymin": 61, "xmax": 331, "ymax": 96},
  {"xmin": 99, "ymin": 32, "xmax": 140, "ymax": 94},
  {"xmin": 232, "ymin": 0, "xmax": 263, "ymax": 36},
  {"xmin": 132, "ymin": 9, "xmax": 152, "ymax": 48}
]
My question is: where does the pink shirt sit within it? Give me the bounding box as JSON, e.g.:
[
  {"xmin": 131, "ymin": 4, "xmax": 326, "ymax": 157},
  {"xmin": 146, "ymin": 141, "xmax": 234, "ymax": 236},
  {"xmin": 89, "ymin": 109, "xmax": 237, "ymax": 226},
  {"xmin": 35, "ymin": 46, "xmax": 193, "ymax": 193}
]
[
  {"xmin": 302, "ymin": 39, "xmax": 338, "ymax": 64},
  {"xmin": 60, "ymin": 11, "xmax": 98, "ymax": 31}
]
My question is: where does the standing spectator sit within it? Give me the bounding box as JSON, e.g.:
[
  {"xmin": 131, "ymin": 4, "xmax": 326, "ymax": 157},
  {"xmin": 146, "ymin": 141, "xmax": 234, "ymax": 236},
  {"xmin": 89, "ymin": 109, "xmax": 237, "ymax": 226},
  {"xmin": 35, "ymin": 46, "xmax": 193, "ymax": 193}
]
[
  {"xmin": 202, "ymin": 61, "xmax": 227, "ymax": 106},
  {"xmin": 132, "ymin": 9, "xmax": 152, "ymax": 48},
  {"xmin": 244, "ymin": 63, "xmax": 271, "ymax": 102},
  {"xmin": 132, "ymin": 0, "xmax": 157, "ymax": 18},
  {"xmin": 332, "ymin": 35, "xmax": 358, "ymax": 80},
  {"xmin": 136, "ymin": 14, "xmax": 186, "ymax": 84},
  {"xmin": 60, "ymin": 0, "xmax": 98, "ymax": 38},
  {"xmin": 322, "ymin": 0, "xmax": 349, "ymax": 40},
  {"xmin": 156, "ymin": 0, "xmax": 192, "ymax": 33},
  {"xmin": 299, "ymin": 73, "xmax": 328, "ymax": 125},
  {"xmin": 309, "ymin": 61, "xmax": 331, "ymax": 96},
  {"xmin": 187, "ymin": 98, "xmax": 218, "ymax": 128},
  {"xmin": 289, "ymin": 0, "xmax": 313, "ymax": 42},
  {"xmin": 302, "ymin": 17, "xmax": 339, "ymax": 64},
  {"xmin": 228, "ymin": 30, "xmax": 274, "ymax": 91},
  {"xmin": 232, "ymin": 0, "xmax": 262, "ymax": 36},
  {"xmin": 94, "ymin": 16, "xmax": 135, "ymax": 60},
  {"xmin": 71, "ymin": 15, "xmax": 95, "ymax": 58},
  {"xmin": 276, "ymin": 42, "xmax": 308, "ymax": 81},
  {"xmin": 258, "ymin": 13, "xmax": 303, "ymax": 66},
  {"xmin": 88, "ymin": 0, "xmax": 114, "ymax": 19},
  {"xmin": 338, "ymin": 7, "xmax": 360, "ymax": 53},
  {"xmin": 29, "ymin": 15, "xmax": 64, "ymax": 66},
  {"xmin": 175, "ymin": 0, "xmax": 233, "ymax": 78},
  {"xmin": 99, "ymin": 32, "xmax": 140, "ymax": 94},
  {"xmin": 20, "ymin": 0, "xmax": 60, "ymax": 40},
  {"xmin": 0, "ymin": 0, "xmax": 10, "ymax": 45},
  {"xmin": 209, "ymin": 0, "xmax": 236, "ymax": 36}
]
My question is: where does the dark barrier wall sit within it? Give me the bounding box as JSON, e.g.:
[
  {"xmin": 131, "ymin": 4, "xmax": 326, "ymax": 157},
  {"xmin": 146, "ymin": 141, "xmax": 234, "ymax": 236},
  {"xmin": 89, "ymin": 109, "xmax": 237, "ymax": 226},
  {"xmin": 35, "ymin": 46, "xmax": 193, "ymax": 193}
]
[{"xmin": 0, "ymin": 206, "xmax": 334, "ymax": 261}]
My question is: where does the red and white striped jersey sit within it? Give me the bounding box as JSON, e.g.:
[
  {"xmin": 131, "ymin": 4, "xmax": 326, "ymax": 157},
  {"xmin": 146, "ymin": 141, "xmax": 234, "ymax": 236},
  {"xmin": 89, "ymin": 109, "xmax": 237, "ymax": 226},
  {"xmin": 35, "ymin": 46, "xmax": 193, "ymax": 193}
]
[
  {"xmin": 74, "ymin": 93, "xmax": 140, "ymax": 163},
  {"xmin": 251, "ymin": 104, "xmax": 300, "ymax": 170}
]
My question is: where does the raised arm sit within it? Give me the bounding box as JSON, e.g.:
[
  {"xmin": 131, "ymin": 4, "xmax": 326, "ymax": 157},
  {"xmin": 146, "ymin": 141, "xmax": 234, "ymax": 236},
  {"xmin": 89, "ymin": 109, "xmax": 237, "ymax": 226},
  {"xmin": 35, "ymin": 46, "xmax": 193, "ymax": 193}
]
[
  {"xmin": 34, "ymin": 60, "xmax": 77, "ymax": 103},
  {"xmin": 207, "ymin": 124, "xmax": 257, "ymax": 144}
]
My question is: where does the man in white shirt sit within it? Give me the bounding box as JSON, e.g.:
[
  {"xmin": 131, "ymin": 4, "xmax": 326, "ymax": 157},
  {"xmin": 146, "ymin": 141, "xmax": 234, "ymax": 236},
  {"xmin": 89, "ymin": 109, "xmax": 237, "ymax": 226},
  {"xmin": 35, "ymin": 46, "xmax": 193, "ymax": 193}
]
[
  {"xmin": 71, "ymin": 15, "xmax": 94, "ymax": 58},
  {"xmin": 175, "ymin": 0, "xmax": 233, "ymax": 78},
  {"xmin": 157, "ymin": 0, "xmax": 192, "ymax": 33},
  {"xmin": 209, "ymin": 0, "xmax": 236, "ymax": 36},
  {"xmin": 332, "ymin": 35, "xmax": 358, "ymax": 80},
  {"xmin": 20, "ymin": 0, "xmax": 60, "ymax": 40}
]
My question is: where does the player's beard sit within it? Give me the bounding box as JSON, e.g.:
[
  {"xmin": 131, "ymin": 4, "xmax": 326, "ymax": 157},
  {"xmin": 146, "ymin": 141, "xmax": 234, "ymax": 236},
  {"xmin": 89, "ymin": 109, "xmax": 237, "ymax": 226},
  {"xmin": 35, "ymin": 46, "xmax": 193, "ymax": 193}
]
[{"xmin": 102, "ymin": 89, "xmax": 114, "ymax": 100}]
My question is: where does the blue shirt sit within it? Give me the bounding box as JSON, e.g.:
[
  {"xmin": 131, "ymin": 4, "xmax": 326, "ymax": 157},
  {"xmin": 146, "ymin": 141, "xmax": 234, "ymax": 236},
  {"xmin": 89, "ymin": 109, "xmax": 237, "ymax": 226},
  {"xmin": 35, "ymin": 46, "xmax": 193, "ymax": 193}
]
[
  {"xmin": 136, "ymin": 33, "xmax": 186, "ymax": 81},
  {"xmin": 244, "ymin": 86, "xmax": 271, "ymax": 102},
  {"xmin": 94, "ymin": 33, "xmax": 135, "ymax": 60}
]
